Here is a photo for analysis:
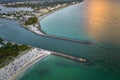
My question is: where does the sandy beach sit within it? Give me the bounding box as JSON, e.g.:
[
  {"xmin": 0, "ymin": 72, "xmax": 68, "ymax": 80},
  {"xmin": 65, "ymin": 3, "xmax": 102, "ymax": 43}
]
[
  {"xmin": 26, "ymin": 3, "xmax": 76, "ymax": 36},
  {"xmin": 0, "ymin": 48, "xmax": 51, "ymax": 80},
  {"xmin": 26, "ymin": 10, "xmax": 60, "ymax": 35}
]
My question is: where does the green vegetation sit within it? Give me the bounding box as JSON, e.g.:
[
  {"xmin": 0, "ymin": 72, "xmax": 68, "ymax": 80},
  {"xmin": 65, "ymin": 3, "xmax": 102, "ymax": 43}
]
[
  {"xmin": 25, "ymin": 17, "xmax": 38, "ymax": 25},
  {"xmin": 0, "ymin": 38, "xmax": 30, "ymax": 68}
]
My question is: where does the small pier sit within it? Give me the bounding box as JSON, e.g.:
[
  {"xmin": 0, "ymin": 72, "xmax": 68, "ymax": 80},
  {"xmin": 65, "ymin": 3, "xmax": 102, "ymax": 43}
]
[
  {"xmin": 51, "ymin": 52, "xmax": 88, "ymax": 63},
  {"xmin": 34, "ymin": 32, "xmax": 92, "ymax": 45}
]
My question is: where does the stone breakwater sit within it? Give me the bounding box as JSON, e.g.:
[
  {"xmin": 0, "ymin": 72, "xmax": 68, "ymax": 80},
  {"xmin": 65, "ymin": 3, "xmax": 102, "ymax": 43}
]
[
  {"xmin": 30, "ymin": 26, "xmax": 92, "ymax": 45},
  {"xmin": 25, "ymin": 22, "xmax": 91, "ymax": 45},
  {"xmin": 36, "ymin": 23, "xmax": 92, "ymax": 45},
  {"xmin": 51, "ymin": 52, "xmax": 88, "ymax": 63},
  {"xmin": 40, "ymin": 34, "xmax": 92, "ymax": 45}
]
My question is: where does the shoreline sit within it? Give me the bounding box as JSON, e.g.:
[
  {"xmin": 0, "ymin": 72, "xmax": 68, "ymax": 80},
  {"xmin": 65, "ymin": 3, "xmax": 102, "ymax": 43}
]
[
  {"xmin": 26, "ymin": 3, "xmax": 80, "ymax": 35},
  {"xmin": 0, "ymin": 48, "xmax": 51, "ymax": 80},
  {"xmin": 13, "ymin": 53, "xmax": 50, "ymax": 80},
  {"xmin": 37, "ymin": 3, "xmax": 80, "ymax": 34}
]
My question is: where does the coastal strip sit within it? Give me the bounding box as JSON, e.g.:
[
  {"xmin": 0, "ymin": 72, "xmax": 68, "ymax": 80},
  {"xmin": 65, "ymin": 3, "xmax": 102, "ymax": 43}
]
[{"xmin": 0, "ymin": 48, "xmax": 51, "ymax": 80}]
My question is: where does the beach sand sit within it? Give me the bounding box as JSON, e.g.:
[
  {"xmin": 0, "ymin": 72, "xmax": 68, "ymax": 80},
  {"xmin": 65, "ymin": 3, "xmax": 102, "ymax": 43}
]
[{"xmin": 0, "ymin": 48, "xmax": 51, "ymax": 80}]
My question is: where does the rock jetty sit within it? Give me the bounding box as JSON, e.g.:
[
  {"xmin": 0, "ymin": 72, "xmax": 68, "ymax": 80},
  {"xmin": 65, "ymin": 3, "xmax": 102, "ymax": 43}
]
[{"xmin": 51, "ymin": 52, "xmax": 88, "ymax": 63}]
